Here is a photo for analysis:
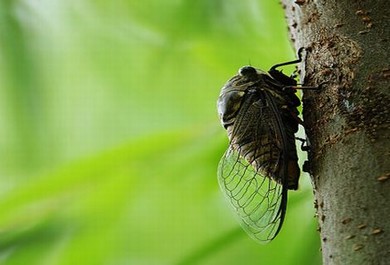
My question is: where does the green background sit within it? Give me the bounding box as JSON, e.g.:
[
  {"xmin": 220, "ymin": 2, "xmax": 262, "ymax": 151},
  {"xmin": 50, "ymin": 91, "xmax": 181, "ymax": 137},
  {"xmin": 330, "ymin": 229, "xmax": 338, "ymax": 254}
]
[{"xmin": 0, "ymin": 0, "xmax": 321, "ymax": 264}]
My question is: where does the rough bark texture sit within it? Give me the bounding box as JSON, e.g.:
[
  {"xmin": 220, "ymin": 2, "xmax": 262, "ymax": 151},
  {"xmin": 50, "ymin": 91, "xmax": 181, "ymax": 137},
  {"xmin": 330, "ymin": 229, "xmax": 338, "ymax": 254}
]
[{"xmin": 281, "ymin": 1, "xmax": 389, "ymax": 264}]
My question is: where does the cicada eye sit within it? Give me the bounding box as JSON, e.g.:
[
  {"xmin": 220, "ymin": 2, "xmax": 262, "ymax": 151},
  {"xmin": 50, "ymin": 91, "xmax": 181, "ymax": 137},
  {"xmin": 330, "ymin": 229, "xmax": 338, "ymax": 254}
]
[{"xmin": 239, "ymin": 66, "xmax": 257, "ymax": 77}]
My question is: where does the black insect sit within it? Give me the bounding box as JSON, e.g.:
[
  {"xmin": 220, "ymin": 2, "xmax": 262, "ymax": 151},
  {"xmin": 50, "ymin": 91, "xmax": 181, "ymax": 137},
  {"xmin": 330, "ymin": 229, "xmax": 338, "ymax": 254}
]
[{"xmin": 217, "ymin": 48, "xmax": 316, "ymax": 243}]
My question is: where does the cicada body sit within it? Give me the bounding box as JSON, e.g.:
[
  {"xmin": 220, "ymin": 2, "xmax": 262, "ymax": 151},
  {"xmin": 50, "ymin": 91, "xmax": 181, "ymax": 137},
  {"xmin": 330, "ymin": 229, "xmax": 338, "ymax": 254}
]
[{"xmin": 217, "ymin": 54, "xmax": 305, "ymax": 243}]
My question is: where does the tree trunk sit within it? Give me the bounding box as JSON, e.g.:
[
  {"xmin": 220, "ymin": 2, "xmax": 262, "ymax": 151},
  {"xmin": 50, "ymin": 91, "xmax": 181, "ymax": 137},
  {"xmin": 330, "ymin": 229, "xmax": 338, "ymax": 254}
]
[{"xmin": 281, "ymin": 1, "xmax": 389, "ymax": 264}]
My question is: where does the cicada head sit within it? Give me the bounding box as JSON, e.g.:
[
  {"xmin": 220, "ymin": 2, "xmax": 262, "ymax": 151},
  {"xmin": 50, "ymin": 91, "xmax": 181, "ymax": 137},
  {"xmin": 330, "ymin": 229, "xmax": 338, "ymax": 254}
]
[{"xmin": 217, "ymin": 66, "xmax": 267, "ymax": 128}]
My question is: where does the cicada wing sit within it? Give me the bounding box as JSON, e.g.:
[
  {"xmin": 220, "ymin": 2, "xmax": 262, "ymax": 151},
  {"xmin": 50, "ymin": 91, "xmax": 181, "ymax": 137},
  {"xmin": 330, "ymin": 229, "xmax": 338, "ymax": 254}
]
[{"xmin": 218, "ymin": 146, "xmax": 287, "ymax": 243}]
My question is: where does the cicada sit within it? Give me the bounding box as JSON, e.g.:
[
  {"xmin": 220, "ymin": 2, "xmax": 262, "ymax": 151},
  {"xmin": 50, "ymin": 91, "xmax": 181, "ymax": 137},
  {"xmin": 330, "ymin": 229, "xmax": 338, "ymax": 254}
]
[{"xmin": 217, "ymin": 49, "xmax": 313, "ymax": 243}]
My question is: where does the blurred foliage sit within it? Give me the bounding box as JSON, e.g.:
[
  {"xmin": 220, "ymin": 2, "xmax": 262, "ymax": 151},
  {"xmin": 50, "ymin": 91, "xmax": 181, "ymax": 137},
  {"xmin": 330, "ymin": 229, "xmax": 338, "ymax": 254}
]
[{"xmin": 0, "ymin": 0, "xmax": 321, "ymax": 264}]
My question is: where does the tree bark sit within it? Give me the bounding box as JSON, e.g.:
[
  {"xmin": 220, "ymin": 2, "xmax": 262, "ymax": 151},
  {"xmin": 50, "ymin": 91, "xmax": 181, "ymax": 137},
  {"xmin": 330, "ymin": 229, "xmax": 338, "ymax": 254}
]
[{"xmin": 281, "ymin": 1, "xmax": 389, "ymax": 264}]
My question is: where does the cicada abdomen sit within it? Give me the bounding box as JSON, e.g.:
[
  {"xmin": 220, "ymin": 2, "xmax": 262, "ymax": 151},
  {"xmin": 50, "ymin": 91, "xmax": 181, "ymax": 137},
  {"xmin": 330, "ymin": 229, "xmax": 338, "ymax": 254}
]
[{"xmin": 217, "ymin": 54, "xmax": 306, "ymax": 243}]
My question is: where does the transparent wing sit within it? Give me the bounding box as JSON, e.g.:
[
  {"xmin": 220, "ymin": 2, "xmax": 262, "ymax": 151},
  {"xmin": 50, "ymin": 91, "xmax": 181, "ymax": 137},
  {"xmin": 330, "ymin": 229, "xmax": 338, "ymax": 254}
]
[
  {"xmin": 218, "ymin": 146, "xmax": 287, "ymax": 243},
  {"xmin": 218, "ymin": 91, "xmax": 289, "ymax": 243}
]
